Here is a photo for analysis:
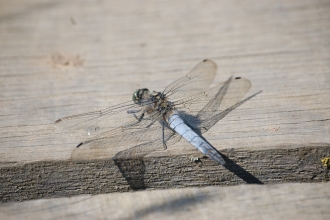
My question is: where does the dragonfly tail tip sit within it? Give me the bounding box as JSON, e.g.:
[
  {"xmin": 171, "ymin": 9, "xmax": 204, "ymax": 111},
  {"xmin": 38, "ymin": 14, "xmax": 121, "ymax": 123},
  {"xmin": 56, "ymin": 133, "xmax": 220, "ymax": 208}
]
[{"xmin": 76, "ymin": 142, "xmax": 83, "ymax": 148}]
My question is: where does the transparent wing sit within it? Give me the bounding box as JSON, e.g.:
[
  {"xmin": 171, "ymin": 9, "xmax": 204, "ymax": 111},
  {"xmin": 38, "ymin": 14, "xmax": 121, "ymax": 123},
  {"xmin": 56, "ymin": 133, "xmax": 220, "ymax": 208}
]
[
  {"xmin": 54, "ymin": 99, "xmax": 153, "ymax": 139},
  {"xmin": 71, "ymin": 114, "xmax": 181, "ymax": 160},
  {"xmin": 162, "ymin": 59, "xmax": 217, "ymax": 100},
  {"xmin": 55, "ymin": 96, "xmax": 182, "ymax": 161},
  {"xmin": 107, "ymin": 123, "xmax": 181, "ymax": 160},
  {"xmin": 173, "ymin": 77, "xmax": 251, "ymax": 134}
]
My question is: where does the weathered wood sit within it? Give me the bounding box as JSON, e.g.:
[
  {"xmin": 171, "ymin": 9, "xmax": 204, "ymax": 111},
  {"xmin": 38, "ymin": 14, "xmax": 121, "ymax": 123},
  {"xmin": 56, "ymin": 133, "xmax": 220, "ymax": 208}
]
[
  {"xmin": 1, "ymin": 182, "xmax": 330, "ymax": 220},
  {"xmin": 0, "ymin": 0, "xmax": 329, "ymax": 202},
  {"xmin": 0, "ymin": 146, "xmax": 329, "ymax": 202}
]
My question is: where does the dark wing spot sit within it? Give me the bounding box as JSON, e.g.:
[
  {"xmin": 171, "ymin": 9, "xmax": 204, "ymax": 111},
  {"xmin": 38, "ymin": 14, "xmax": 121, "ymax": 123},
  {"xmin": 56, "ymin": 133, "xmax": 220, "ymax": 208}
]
[
  {"xmin": 203, "ymin": 59, "xmax": 208, "ymax": 62},
  {"xmin": 235, "ymin": 77, "xmax": 241, "ymax": 79},
  {"xmin": 76, "ymin": 142, "xmax": 83, "ymax": 148}
]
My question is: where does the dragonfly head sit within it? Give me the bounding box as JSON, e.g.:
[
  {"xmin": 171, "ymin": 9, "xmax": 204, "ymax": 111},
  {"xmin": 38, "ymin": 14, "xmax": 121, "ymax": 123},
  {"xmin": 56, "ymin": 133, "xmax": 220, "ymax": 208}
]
[{"xmin": 132, "ymin": 88, "xmax": 150, "ymax": 104}]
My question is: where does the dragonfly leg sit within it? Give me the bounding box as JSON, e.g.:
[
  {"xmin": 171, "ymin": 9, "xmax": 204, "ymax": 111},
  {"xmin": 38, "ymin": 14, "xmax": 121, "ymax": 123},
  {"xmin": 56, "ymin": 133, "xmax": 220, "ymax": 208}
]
[
  {"xmin": 162, "ymin": 121, "xmax": 167, "ymax": 150},
  {"xmin": 137, "ymin": 112, "xmax": 145, "ymax": 122},
  {"xmin": 127, "ymin": 110, "xmax": 145, "ymax": 122}
]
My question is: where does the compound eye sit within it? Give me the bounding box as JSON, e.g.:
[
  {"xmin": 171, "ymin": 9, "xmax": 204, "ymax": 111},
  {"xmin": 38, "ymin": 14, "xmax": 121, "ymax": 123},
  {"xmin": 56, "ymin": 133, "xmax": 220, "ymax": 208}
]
[
  {"xmin": 132, "ymin": 88, "xmax": 150, "ymax": 104},
  {"xmin": 132, "ymin": 89, "xmax": 140, "ymax": 103}
]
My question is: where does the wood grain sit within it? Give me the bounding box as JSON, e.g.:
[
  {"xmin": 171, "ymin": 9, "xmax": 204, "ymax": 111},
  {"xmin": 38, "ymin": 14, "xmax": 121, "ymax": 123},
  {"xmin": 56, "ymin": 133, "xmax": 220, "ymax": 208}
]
[
  {"xmin": 0, "ymin": 0, "xmax": 329, "ymax": 202},
  {"xmin": 1, "ymin": 182, "xmax": 330, "ymax": 220}
]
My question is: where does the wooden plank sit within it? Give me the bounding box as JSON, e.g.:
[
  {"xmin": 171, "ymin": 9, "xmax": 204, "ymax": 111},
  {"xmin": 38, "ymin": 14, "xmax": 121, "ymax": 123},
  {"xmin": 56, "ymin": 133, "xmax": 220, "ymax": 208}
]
[
  {"xmin": 0, "ymin": 0, "xmax": 329, "ymax": 202},
  {"xmin": 1, "ymin": 182, "xmax": 330, "ymax": 220},
  {"xmin": 1, "ymin": 146, "xmax": 330, "ymax": 202}
]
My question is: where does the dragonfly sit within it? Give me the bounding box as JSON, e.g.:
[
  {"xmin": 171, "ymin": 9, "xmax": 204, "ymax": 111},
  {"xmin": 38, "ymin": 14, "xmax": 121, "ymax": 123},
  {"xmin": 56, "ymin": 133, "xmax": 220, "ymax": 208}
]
[{"xmin": 55, "ymin": 59, "xmax": 252, "ymax": 165}]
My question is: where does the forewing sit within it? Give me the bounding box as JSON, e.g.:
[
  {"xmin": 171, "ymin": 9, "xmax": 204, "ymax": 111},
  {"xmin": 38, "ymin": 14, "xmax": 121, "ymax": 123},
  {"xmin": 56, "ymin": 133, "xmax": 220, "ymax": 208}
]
[
  {"xmin": 162, "ymin": 59, "xmax": 217, "ymax": 100},
  {"xmin": 174, "ymin": 77, "xmax": 251, "ymax": 133}
]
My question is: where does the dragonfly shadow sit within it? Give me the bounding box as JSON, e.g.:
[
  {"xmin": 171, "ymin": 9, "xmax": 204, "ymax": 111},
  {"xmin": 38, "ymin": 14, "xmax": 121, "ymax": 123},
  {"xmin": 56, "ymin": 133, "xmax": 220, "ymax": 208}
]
[
  {"xmin": 113, "ymin": 144, "xmax": 155, "ymax": 190},
  {"xmin": 222, "ymin": 155, "xmax": 264, "ymax": 184},
  {"xmin": 194, "ymin": 137, "xmax": 263, "ymax": 184},
  {"xmin": 113, "ymin": 141, "xmax": 167, "ymax": 190},
  {"xmin": 113, "ymin": 158, "xmax": 147, "ymax": 190}
]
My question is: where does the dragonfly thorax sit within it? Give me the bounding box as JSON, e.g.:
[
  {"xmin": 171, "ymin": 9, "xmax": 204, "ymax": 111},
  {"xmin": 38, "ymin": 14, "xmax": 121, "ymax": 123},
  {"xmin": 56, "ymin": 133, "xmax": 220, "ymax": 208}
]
[
  {"xmin": 132, "ymin": 88, "xmax": 174, "ymax": 116},
  {"xmin": 150, "ymin": 92, "xmax": 175, "ymax": 115}
]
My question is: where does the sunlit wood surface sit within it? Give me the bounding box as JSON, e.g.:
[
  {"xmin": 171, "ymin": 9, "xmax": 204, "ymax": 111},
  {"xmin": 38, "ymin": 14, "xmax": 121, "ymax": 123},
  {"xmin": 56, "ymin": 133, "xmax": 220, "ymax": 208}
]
[{"xmin": 0, "ymin": 1, "xmax": 329, "ymax": 217}]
